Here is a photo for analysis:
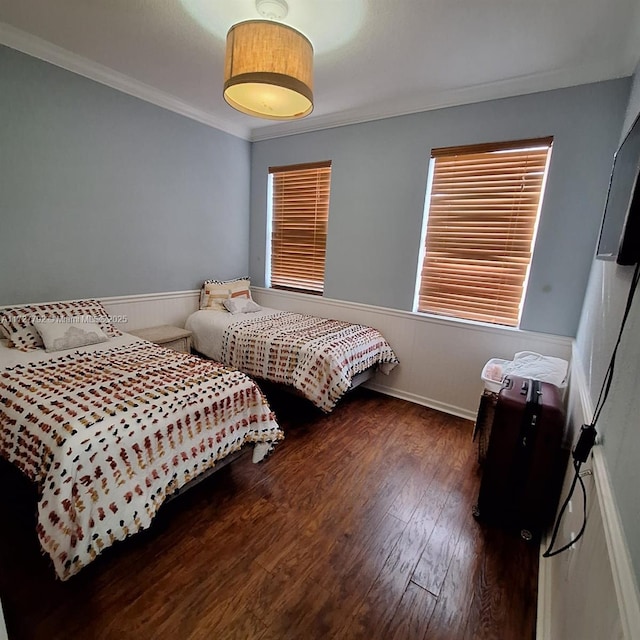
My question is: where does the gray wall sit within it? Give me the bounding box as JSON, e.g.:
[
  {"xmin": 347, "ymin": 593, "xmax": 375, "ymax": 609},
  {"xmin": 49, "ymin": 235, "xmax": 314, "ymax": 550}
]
[
  {"xmin": 0, "ymin": 46, "xmax": 251, "ymax": 305},
  {"xmin": 250, "ymin": 80, "xmax": 630, "ymax": 337},
  {"xmin": 576, "ymin": 62, "xmax": 640, "ymax": 587}
]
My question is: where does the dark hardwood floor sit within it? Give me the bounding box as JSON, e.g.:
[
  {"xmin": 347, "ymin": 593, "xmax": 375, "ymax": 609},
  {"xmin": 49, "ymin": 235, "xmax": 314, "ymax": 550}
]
[{"xmin": 0, "ymin": 388, "xmax": 538, "ymax": 640}]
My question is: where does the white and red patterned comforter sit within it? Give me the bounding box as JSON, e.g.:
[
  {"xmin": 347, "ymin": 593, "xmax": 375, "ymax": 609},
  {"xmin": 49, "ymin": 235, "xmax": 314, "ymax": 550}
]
[
  {"xmin": 0, "ymin": 336, "xmax": 283, "ymax": 580},
  {"xmin": 214, "ymin": 311, "xmax": 399, "ymax": 412}
]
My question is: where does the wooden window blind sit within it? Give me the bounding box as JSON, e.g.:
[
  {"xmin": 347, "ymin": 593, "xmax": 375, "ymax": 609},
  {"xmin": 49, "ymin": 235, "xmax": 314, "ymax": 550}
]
[
  {"xmin": 417, "ymin": 137, "xmax": 553, "ymax": 326},
  {"xmin": 269, "ymin": 161, "xmax": 331, "ymax": 294}
]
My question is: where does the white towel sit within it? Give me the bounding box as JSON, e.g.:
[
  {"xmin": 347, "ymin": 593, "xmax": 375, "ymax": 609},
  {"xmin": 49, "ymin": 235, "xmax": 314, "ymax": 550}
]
[{"xmin": 501, "ymin": 351, "xmax": 569, "ymax": 388}]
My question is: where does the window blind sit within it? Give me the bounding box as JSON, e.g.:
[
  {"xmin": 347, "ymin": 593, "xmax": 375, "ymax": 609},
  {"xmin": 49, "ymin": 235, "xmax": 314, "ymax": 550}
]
[
  {"xmin": 417, "ymin": 137, "xmax": 553, "ymax": 326},
  {"xmin": 269, "ymin": 161, "xmax": 331, "ymax": 294}
]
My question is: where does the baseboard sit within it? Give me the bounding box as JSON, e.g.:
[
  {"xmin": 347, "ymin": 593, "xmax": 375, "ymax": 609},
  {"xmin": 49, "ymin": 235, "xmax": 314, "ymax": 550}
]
[{"xmin": 364, "ymin": 381, "xmax": 476, "ymax": 421}]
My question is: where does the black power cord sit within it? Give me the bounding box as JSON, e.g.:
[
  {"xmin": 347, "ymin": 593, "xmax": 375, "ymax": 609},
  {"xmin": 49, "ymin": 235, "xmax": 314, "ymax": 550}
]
[{"xmin": 543, "ymin": 261, "xmax": 640, "ymax": 558}]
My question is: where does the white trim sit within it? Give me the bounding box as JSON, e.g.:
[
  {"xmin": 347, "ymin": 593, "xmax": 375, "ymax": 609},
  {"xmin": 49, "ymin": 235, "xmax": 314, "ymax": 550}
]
[
  {"xmin": 520, "ymin": 144, "xmax": 553, "ymax": 327},
  {"xmin": 592, "ymin": 447, "xmax": 640, "ymax": 640},
  {"xmin": 0, "ymin": 23, "xmax": 251, "ymax": 141},
  {"xmin": 363, "ymin": 381, "xmax": 476, "ymax": 422},
  {"xmin": 265, "ymin": 175, "xmax": 274, "ymax": 288},
  {"xmin": 99, "ymin": 289, "xmax": 200, "ymax": 305},
  {"xmin": 0, "ymin": 289, "xmax": 200, "ymax": 310},
  {"xmin": 538, "ymin": 350, "xmax": 640, "ymax": 640},
  {"xmin": 1, "ymin": 22, "xmax": 634, "ymax": 144},
  {"xmin": 412, "ymin": 157, "xmax": 435, "ymax": 311},
  {"xmin": 252, "ymin": 286, "xmax": 572, "ymax": 348},
  {"xmin": 249, "ymin": 61, "xmax": 633, "ymax": 141},
  {"xmin": 99, "ymin": 290, "xmax": 200, "ymax": 331},
  {"xmin": 0, "ymin": 285, "xmax": 573, "ymax": 350}
]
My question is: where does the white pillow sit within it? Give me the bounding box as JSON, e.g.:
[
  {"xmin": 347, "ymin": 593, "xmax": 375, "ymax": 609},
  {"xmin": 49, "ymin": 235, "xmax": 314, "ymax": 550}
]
[
  {"xmin": 34, "ymin": 319, "xmax": 109, "ymax": 352},
  {"xmin": 223, "ymin": 298, "xmax": 262, "ymax": 315}
]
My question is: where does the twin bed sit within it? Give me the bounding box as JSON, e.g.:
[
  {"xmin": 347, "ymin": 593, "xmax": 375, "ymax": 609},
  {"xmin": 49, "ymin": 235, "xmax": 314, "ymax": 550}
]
[
  {"xmin": 0, "ymin": 286, "xmax": 398, "ymax": 580},
  {"xmin": 0, "ymin": 299, "xmax": 284, "ymax": 580},
  {"xmin": 186, "ymin": 305, "xmax": 398, "ymax": 413},
  {"xmin": 187, "ymin": 277, "xmax": 399, "ymax": 412}
]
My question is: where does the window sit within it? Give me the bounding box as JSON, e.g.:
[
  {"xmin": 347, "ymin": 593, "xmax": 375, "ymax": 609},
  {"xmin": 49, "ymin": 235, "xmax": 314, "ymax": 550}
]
[
  {"xmin": 415, "ymin": 137, "xmax": 553, "ymax": 326},
  {"xmin": 268, "ymin": 161, "xmax": 331, "ymax": 294}
]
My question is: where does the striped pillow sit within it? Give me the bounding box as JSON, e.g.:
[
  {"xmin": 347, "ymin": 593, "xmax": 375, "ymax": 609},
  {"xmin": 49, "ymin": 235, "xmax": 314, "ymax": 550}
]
[
  {"xmin": 200, "ymin": 278, "xmax": 252, "ymax": 311},
  {"xmin": 0, "ymin": 299, "xmax": 121, "ymax": 351}
]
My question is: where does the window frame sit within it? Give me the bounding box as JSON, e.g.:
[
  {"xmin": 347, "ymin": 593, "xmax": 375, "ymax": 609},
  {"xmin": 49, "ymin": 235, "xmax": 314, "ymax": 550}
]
[
  {"xmin": 267, "ymin": 160, "xmax": 332, "ymax": 295},
  {"xmin": 414, "ymin": 137, "xmax": 553, "ymax": 327}
]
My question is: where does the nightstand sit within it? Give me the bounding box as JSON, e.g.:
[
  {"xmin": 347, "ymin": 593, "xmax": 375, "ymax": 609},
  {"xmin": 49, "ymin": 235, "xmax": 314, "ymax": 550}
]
[{"xmin": 129, "ymin": 325, "xmax": 192, "ymax": 354}]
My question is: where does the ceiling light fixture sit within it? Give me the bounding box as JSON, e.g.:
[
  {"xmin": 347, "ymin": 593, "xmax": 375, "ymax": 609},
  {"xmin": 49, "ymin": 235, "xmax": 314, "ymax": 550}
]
[{"xmin": 223, "ymin": 0, "xmax": 313, "ymax": 120}]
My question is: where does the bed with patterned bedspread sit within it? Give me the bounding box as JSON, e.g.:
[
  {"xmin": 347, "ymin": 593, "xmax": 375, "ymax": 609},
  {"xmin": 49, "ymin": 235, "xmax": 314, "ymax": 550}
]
[
  {"xmin": 0, "ymin": 331, "xmax": 283, "ymax": 580},
  {"xmin": 186, "ymin": 307, "xmax": 399, "ymax": 412}
]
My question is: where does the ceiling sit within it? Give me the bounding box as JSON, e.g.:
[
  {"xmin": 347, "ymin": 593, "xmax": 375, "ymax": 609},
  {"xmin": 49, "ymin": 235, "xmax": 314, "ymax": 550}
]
[{"xmin": 1, "ymin": 0, "xmax": 639, "ymax": 141}]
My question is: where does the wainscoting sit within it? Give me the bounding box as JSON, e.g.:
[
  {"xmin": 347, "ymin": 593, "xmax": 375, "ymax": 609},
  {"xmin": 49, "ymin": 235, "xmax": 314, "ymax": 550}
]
[
  {"xmin": 252, "ymin": 287, "xmax": 572, "ymax": 420},
  {"xmin": 537, "ymin": 349, "xmax": 640, "ymax": 640},
  {"xmin": 102, "ymin": 289, "xmax": 201, "ymax": 333},
  {"xmin": 102, "ymin": 286, "xmax": 572, "ymax": 420}
]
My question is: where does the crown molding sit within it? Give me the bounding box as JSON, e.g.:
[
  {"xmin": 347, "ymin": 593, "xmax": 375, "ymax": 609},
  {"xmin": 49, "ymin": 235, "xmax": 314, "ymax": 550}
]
[
  {"xmin": 1, "ymin": 21, "xmax": 635, "ymax": 145},
  {"xmin": 249, "ymin": 60, "xmax": 633, "ymax": 141},
  {"xmin": 0, "ymin": 22, "xmax": 251, "ymax": 140}
]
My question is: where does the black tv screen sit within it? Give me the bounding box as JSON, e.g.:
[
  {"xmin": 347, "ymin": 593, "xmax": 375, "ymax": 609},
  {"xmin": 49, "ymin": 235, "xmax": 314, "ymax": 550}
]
[
  {"xmin": 596, "ymin": 112, "xmax": 640, "ymax": 266},
  {"xmin": 616, "ymin": 168, "xmax": 640, "ymax": 265}
]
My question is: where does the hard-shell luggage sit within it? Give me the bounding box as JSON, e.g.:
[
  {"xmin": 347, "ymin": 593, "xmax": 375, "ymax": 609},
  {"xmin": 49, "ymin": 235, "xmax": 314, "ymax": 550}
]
[{"xmin": 473, "ymin": 375, "xmax": 566, "ymax": 540}]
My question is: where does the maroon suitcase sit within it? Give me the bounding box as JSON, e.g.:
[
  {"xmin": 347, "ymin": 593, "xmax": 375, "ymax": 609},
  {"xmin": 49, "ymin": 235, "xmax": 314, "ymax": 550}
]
[{"xmin": 473, "ymin": 375, "xmax": 566, "ymax": 540}]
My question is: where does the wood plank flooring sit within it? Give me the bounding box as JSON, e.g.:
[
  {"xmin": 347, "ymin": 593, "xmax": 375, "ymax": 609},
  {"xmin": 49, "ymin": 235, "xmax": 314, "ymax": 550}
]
[{"xmin": 0, "ymin": 388, "xmax": 539, "ymax": 639}]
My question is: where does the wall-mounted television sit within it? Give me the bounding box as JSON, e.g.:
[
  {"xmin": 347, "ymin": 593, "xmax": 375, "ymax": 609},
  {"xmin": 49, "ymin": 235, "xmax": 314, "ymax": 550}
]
[{"xmin": 596, "ymin": 112, "xmax": 640, "ymax": 266}]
